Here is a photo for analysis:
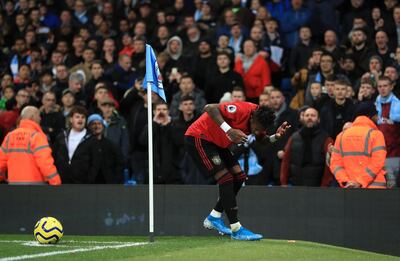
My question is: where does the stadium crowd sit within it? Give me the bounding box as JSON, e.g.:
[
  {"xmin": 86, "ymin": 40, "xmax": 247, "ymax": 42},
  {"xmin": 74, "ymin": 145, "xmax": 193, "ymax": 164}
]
[{"xmin": 0, "ymin": 0, "xmax": 399, "ymax": 188}]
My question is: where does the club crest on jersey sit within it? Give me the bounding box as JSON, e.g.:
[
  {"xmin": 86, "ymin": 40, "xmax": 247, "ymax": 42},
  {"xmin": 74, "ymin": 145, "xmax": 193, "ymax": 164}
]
[
  {"xmin": 226, "ymin": 105, "xmax": 237, "ymax": 113},
  {"xmin": 212, "ymin": 155, "xmax": 222, "ymax": 165}
]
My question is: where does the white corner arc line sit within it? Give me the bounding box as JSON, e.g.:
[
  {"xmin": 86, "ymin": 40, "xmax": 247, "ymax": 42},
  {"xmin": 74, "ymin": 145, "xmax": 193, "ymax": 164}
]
[{"xmin": 0, "ymin": 242, "xmax": 149, "ymax": 261}]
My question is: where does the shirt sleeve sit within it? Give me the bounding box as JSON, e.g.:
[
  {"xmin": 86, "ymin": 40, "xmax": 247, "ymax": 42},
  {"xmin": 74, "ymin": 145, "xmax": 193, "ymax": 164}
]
[{"xmin": 219, "ymin": 102, "xmax": 257, "ymax": 125}]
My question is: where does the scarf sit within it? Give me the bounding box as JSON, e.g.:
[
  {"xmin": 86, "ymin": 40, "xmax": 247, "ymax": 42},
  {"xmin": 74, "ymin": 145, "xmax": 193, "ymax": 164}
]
[
  {"xmin": 241, "ymin": 53, "xmax": 257, "ymax": 73},
  {"xmin": 376, "ymin": 93, "xmax": 400, "ymax": 123},
  {"xmin": 274, "ymin": 102, "xmax": 287, "ymax": 126}
]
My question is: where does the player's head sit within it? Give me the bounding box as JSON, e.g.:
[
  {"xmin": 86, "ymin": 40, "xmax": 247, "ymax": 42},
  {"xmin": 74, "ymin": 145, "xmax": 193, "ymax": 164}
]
[{"xmin": 250, "ymin": 106, "xmax": 275, "ymax": 136}]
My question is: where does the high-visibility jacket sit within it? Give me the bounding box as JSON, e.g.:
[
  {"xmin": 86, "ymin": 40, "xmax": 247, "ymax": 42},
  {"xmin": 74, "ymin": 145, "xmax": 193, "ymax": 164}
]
[
  {"xmin": 330, "ymin": 116, "xmax": 387, "ymax": 189},
  {"xmin": 0, "ymin": 119, "xmax": 61, "ymax": 185}
]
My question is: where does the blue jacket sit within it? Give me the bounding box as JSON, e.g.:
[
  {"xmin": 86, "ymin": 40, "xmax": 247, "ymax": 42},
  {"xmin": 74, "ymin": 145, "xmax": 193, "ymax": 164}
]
[{"xmin": 280, "ymin": 7, "xmax": 311, "ymax": 49}]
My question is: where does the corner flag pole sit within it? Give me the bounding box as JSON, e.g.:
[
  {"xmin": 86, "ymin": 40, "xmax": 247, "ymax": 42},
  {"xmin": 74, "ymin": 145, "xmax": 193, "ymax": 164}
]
[
  {"xmin": 147, "ymin": 81, "xmax": 155, "ymax": 243},
  {"xmin": 144, "ymin": 44, "xmax": 166, "ymax": 243}
]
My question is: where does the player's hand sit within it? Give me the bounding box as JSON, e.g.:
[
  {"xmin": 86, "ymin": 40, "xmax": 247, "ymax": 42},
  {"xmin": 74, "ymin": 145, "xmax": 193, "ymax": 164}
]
[
  {"xmin": 226, "ymin": 128, "xmax": 248, "ymax": 144},
  {"xmin": 276, "ymin": 121, "xmax": 291, "ymax": 138}
]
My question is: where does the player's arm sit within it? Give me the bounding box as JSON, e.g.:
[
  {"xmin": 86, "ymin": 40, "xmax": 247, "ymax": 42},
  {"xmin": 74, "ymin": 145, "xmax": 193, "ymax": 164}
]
[{"xmin": 204, "ymin": 104, "xmax": 247, "ymax": 144}]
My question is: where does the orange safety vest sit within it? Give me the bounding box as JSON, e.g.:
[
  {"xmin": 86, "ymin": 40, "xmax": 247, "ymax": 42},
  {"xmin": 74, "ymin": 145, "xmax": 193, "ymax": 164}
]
[
  {"xmin": 330, "ymin": 116, "xmax": 387, "ymax": 189},
  {"xmin": 0, "ymin": 119, "xmax": 61, "ymax": 185}
]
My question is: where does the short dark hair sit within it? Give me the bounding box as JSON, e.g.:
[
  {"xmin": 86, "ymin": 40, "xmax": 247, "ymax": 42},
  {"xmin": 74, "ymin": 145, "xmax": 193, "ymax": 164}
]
[
  {"xmin": 253, "ymin": 106, "xmax": 275, "ymax": 129},
  {"xmin": 232, "ymin": 86, "xmax": 245, "ymax": 93},
  {"xmin": 180, "ymin": 95, "xmax": 195, "ymax": 103},
  {"xmin": 325, "ymin": 74, "xmax": 337, "ymax": 82},
  {"xmin": 378, "ymin": 75, "xmax": 393, "ymax": 84},
  {"xmin": 334, "ymin": 79, "xmax": 350, "ymax": 87},
  {"xmin": 69, "ymin": 105, "xmax": 87, "ymax": 118},
  {"xmin": 154, "ymin": 101, "xmax": 168, "ymax": 110}
]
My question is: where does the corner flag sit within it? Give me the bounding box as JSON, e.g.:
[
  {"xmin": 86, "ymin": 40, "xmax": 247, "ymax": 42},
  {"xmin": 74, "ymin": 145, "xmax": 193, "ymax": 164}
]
[{"xmin": 143, "ymin": 44, "xmax": 167, "ymax": 102}]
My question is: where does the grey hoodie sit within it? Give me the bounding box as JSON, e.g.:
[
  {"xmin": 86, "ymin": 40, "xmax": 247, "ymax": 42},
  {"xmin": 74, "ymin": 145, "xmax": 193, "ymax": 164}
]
[{"xmin": 166, "ymin": 36, "xmax": 183, "ymax": 61}]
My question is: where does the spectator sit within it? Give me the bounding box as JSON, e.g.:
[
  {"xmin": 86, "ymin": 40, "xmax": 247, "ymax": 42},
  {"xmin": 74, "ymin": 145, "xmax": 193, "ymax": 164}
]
[
  {"xmin": 99, "ymin": 96, "xmax": 130, "ymax": 168},
  {"xmin": 170, "ymin": 74, "xmax": 206, "ymax": 120},
  {"xmin": 73, "ymin": 0, "xmax": 91, "ymax": 26},
  {"xmin": 70, "ymin": 47, "xmax": 96, "ymax": 84},
  {"xmin": 265, "ymin": 88, "xmax": 298, "ymax": 185},
  {"xmin": 280, "ymin": 107, "xmax": 333, "ymax": 186},
  {"xmin": 357, "ymin": 78, "xmax": 377, "ymax": 102},
  {"xmin": 349, "ymin": 27, "xmax": 374, "ymax": 74},
  {"xmin": 393, "ymin": 5, "xmax": 400, "ymax": 47},
  {"xmin": 289, "ymin": 26, "xmax": 318, "ymax": 76},
  {"xmin": 204, "ymin": 51, "xmax": 243, "ymax": 103},
  {"xmin": 375, "ymin": 30, "xmax": 395, "ymax": 68},
  {"xmin": 67, "ymin": 72, "xmax": 86, "ymax": 106},
  {"xmin": 197, "ymin": 1, "xmax": 217, "ymax": 33},
  {"xmin": 164, "ymin": 36, "xmax": 190, "ymax": 96},
  {"xmin": 0, "ymin": 86, "xmax": 14, "ymax": 111},
  {"xmin": 9, "ymin": 37, "xmax": 31, "ymax": 79},
  {"xmin": 69, "ymin": 35, "xmax": 85, "ymax": 67},
  {"xmin": 84, "ymin": 60, "xmax": 111, "ymax": 105},
  {"xmin": 101, "ymin": 38, "xmax": 117, "ymax": 73},
  {"xmin": 280, "ymin": 0, "xmax": 311, "ymax": 49},
  {"xmin": 320, "ymin": 79, "xmax": 355, "ymax": 139},
  {"xmin": 234, "ymin": 39, "xmax": 271, "ymax": 103},
  {"xmin": 53, "ymin": 105, "xmax": 100, "ymax": 184},
  {"xmin": 330, "ymin": 101, "xmax": 387, "ymax": 189},
  {"xmin": 230, "ymin": 0, "xmax": 255, "ymax": 29},
  {"xmin": 231, "ymin": 87, "xmax": 247, "ymax": 102},
  {"xmin": 131, "ymin": 36, "xmax": 147, "ymax": 77},
  {"xmin": 120, "ymin": 86, "xmax": 159, "ymax": 184},
  {"xmin": 51, "ymin": 64, "xmax": 69, "ymax": 101},
  {"xmin": 376, "ymin": 76, "xmax": 400, "ymax": 187},
  {"xmin": 0, "ymin": 89, "xmax": 30, "ymax": 137},
  {"xmin": 60, "ymin": 89, "xmax": 75, "ymax": 118},
  {"xmin": 182, "ymin": 25, "xmax": 202, "ymax": 59},
  {"xmin": 87, "ymin": 114, "xmax": 124, "ymax": 184},
  {"xmin": 192, "ymin": 38, "xmax": 216, "ymax": 91},
  {"xmin": 322, "ymin": 30, "xmax": 343, "ymax": 63},
  {"xmin": 0, "ymin": 106, "xmax": 61, "ymax": 185},
  {"xmin": 215, "ymin": 34, "xmax": 235, "ymax": 68},
  {"xmin": 171, "ymin": 95, "xmax": 208, "ymax": 184},
  {"xmin": 152, "ymin": 25, "xmax": 170, "ymax": 54},
  {"xmin": 140, "ymin": 102, "xmax": 182, "ymax": 184},
  {"xmin": 228, "ymin": 23, "xmax": 244, "ymax": 54},
  {"xmin": 259, "ymin": 92, "xmax": 270, "ymax": 107},
  {"xmin": 305, "ymin": 81, "xmax": 330, "ymax": 112},
  {"xmin": 383, "ymin": 65, "xmax": 400, "ymax": 97},
  {"xmin": 340, "ymin": 54, "xmax": 362, "ymax": 87},
  {"xmin": 40, "ymin": 91, "xmax": 65, "ymax": 145},
  {"xmin": 107, "ymin": 54, "xmax": 136, "ymax": 101}
]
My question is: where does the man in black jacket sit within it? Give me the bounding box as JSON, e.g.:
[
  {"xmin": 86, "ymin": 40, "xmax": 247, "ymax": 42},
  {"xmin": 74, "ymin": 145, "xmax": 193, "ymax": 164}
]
[
  {"xmin": 52, "ymin": 105, "xmax": 100, "ymax": 183},
  {"xmin": 139, "ymin": 102, "xmax": 182, "ymax": 184},
  {"xmin": 265, "ymin": 88, "xmax": 298, "ymax": 185},
  {"xmin": 87, "ymin": 114, "xmax": 124, "ymax": 184},
  {"xmin": 320, "ymin": 79, "xmax": 355, "ymax": 139},
  {"xmin": 40, "ymin": 91, "xmax": 65, "ymax": 145},
  {"xmin": 120, "ymin": 86, "xmax": 159, "ymax": 184},
  {"xmin": 170, "ymin": 95, "xmax": 207, "ymax": 184},
  {"xmin": 204, "ymin": 51, "xmax": 243, "ymax": 103}
]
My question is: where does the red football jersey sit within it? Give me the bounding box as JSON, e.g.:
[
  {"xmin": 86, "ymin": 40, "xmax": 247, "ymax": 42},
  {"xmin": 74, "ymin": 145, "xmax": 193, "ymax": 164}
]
[{"xmin": 185, "ymin": 101, "xmax": 258, "ymax": 148}]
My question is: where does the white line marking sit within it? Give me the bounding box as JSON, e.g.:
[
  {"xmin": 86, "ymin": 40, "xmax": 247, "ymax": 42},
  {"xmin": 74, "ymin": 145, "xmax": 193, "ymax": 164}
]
[
  {"xmin": 0, "ymin": 242, "xmax": 149, "ymax": 261},
  {"xmin": 0, "ymin": 240, "xmax": 144, "ymax": 245}
]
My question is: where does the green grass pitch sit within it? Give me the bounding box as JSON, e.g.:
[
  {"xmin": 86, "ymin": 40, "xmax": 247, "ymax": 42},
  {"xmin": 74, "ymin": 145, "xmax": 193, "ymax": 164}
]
[{"xmin": 0, "ymin": 234, "xmax": 398, "ymax": 261}]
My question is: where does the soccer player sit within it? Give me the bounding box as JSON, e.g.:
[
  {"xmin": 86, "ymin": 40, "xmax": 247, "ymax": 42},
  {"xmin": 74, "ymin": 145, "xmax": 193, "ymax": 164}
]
[{"xmin": 185, "ymin": 101, "xmax": 290, "ymax": 240}]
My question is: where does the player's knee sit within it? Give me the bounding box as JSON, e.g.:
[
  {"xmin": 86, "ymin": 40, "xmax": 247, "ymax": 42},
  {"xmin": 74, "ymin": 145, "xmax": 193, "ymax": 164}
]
[
  {"xmin": 216, "ymin": 171, "xmax": 233, "ymax": 185},
  {"xmin": 233, "ymin": 171, "xmax": 247, "ymax": 183}
]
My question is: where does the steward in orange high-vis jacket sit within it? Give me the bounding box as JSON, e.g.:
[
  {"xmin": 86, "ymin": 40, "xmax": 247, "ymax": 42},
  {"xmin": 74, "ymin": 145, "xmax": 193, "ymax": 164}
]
[
  {"xmin": 0, "ymin": 106, "xmax": 61, "ymax": 185},
  {"xmin": 330, "ymin": 101, "xmax": 387, "ymax": 189}
]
